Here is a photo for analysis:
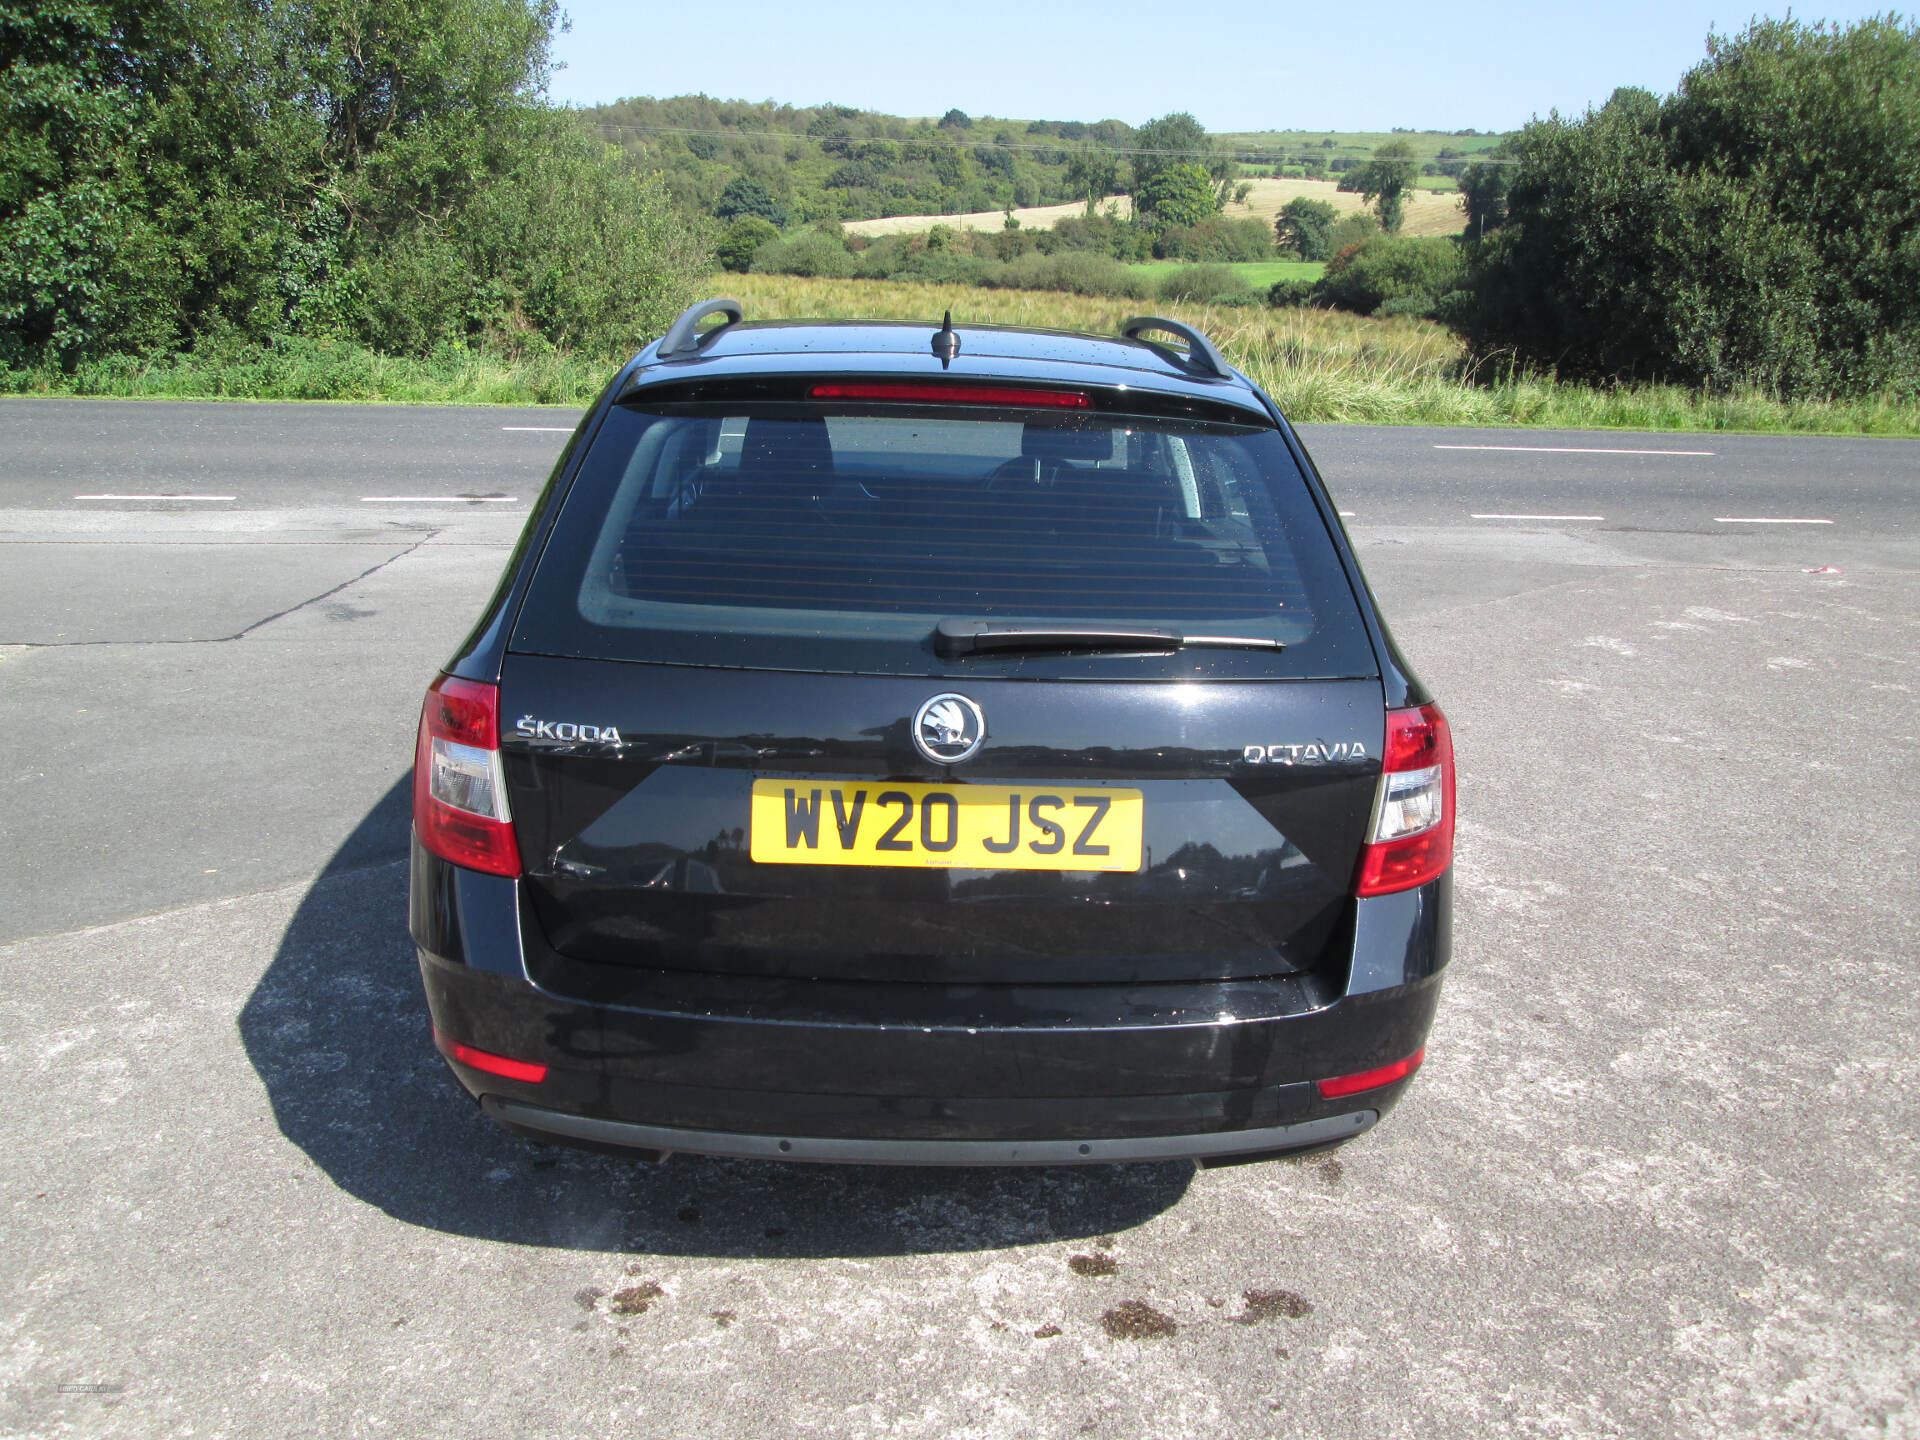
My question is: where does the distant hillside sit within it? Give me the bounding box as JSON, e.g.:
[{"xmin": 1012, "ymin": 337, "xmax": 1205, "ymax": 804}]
[
  {"xmin": 577, "ymin": 98, "xmax": 1102, "ymax": 223},
  {"xmin": 576, "ymin": 97, "xmax": 1509, "ymax": 225}
]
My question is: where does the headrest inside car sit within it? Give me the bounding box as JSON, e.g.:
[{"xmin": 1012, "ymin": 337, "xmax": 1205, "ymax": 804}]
[
  {"xmin": 1021, "ymin": 424, "xmax": 1112, "ymax": 463},
  {"xmin": 741, "ymin": 417, "xmax": 834, "ymax": 474}
]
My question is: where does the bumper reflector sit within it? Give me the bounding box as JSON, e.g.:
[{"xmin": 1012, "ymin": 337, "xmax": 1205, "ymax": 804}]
[
  {"xmin": 1316, "ymin": 1047, "xmax": 1424, "ymax": 1099},
  {"xmin": 433, "ymin": 1027, "xmax": 548, "ymax": 1084}
]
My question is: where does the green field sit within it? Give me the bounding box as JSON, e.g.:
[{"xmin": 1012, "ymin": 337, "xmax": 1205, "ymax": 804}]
[
  {"xmin": 1126, "ymin": 260, "xmax": 1327, "ymax": 288},
  {"xmin": 1225, "ymin": 129, "xmax": 1490, "ymax": 192}
]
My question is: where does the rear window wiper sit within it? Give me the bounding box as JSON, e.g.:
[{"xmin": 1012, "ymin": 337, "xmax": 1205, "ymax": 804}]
[{"xmin": 934, "ymin": 619, "xmax": 1284, "ymax": 658}]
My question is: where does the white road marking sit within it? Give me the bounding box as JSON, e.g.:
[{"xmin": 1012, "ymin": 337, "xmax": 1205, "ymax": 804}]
[
  {"xmin": 1714, "ymin": 516, "xmax": 1833, "ymax": 524},
  {"xmin": 1435, "ymin": 444, "xmax": 1715, "ymax": 456},
  {"xmin": 74, "ymin": 493, "xmax": 236, "ymax": 501},
  {"xmin": 1470, "ymin": 513, "xmax": 1606, "ymax": 521},
  {"xmin": 1338, "ymin": 511, "xmax": 1356, "ymax": 517},
  {"xmin": 360, "ymin": 496, "xmax": 519, "ymax": 503},
  {"xmin": 501, "ymin": 426, "xmax": 573, "ymax": 432}
]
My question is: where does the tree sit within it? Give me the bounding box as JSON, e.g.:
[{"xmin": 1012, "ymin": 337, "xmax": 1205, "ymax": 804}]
[
  {"xmin": 0, "ymin": 0, "xmax": 710, "ymax": 366},
  {"xmin": 1342, "ymin": 140, "xmax": 1418, "ymax": 232},
  {"xmin": 1453, "ymin": 17, "xmax": 1920, "ymax": 397},
  {"xmin": 714, "ymin": 175, "xmax": 786, "ymax": 226},
  {"xmin": 937, "ymin": 109, "xmax": 972, "ymax": 130},
  {"xmin": 1132, "ymin": 163, "xmax": 1216, "ymax": 231},
  {"xmin": 1063, "ymin": 144, "xmax": 1119, "ymax": 215},
  {"xmin": 1457, "ymin": 162, "xmax": 1509, "ymax": 237},
  {"xmin": 1130, "ymin": 112, "xmax": 1231, "ymax": 197},
  {"xmin": 0, "ymin": 0, "xmax": 293, "ymax": 363},
  {"xmin": 1275, "ymin": 198, "xmax": 1339, "ymax": 260}
]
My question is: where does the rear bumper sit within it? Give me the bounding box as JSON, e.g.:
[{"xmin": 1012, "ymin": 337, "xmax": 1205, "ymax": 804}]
[
  {"xmin": 482, "ymin": 1095, "xmax": 1377, "ymax": 1166},
  {"xmin": 411, "ymin": 837, "xmax": 1448, "ymax": 1164}
]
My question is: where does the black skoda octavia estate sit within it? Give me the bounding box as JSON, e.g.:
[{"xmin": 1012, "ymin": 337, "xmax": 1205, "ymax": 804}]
[{"xmin": 410, "ymin": 300, "xmax": 1453, "ymax": 1167}]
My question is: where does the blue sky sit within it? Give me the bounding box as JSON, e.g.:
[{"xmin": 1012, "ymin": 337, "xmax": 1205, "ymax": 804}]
[{"xmin": 546, "ymin": 2, "xmax": 1894, "ymax": 132}]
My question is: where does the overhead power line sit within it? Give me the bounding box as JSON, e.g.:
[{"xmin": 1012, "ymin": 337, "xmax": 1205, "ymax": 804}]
[{"xmin": 577, "ymin": 119, "xmax": 1516, "ymax": 162}]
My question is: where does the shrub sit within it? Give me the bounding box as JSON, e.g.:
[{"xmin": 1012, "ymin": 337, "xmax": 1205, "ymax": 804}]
[
  {"xmin": 348, "ymin": 122, "xmax": 710, "ymax": 357},
  {"xmin": 886, "ymin": 248, "xmax": 998, "ymax": 286},
  {"xmin": 1157, "ymin": 265, "xmax": 1262, "ymax": 307},
  {"xmin": 716, "ymin": 216, "xmax": 780, "ymax": 273},
  {"xmin": 1267, "ymin": 279, "xmax": 1316, "ymax": 308},
  {"xmin": 1325, "ymin": 213, "xmax": 1381, "ymax": 254},
  {"xmin": 1316, "ymin": 236, "xmax": 1465, "ymax": 316},
  {"xmin": 749, "ymin": 230, "xmax": 855, "ymax": 279},
  {"xmin": 985, "ymin": 251, "xmax": 1147, "ymax": 299},
  {"xmin": 1156, "ymin": 215, "xmax": 1273, "ymax": 262},
  {"xmin": 1040, "ymin": 212, "xmax": 1147, "ymax": 261}
]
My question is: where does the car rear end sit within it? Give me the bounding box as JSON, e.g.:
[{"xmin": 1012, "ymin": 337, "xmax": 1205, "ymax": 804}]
[{"xmin": 409, "ymin": 316, "xmax": 1452, "ymax": 1165}]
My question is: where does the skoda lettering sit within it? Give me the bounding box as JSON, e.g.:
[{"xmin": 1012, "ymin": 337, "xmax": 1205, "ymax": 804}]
[{"xmin": 515, "ymin": 716, "xmax": 623, "ymax": 745}]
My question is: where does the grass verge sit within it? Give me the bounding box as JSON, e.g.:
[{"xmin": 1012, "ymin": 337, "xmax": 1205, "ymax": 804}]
[
  {"xmin": 6, "ymin": 275, "xmax": 1917, "ymax": 436},
  {"xmin": 0, "ymin": 337, "xmax": 608, "ymax": 406}
]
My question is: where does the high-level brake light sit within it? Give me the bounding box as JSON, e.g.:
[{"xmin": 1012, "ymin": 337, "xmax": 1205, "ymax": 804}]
[
  {"xmin": 1354, "ymin": 703, "xmax": 1454, "ymax": 897},
  {"xmin": 809, "ymin": 382, "xmax": 1090, "ymax": 408},
  {"xmin": 413, "ymin": 674, "xmax": 520, "ymax": 876}
]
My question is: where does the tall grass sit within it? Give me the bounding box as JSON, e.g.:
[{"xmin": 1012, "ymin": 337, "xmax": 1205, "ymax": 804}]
[
  {"xmin": 730, "ymin": 275, "xmax": 1920, "ymax": 436},
  {"xmin": 6, "ymin": 274, "xmax": 1917, "ymax": 437}
]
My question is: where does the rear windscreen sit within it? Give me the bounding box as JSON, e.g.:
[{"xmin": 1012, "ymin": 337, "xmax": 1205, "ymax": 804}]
[{"xmin": 510, "ymin": 400, "xmax": 1375, "ymax": 680}]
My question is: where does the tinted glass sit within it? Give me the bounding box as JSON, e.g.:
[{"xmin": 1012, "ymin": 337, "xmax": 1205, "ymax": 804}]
[{"xmin": 511, "ymin": 402, "xmax": 1374, "ymax": 680}]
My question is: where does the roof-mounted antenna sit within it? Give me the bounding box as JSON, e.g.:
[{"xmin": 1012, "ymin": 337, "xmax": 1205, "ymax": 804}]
[{"xmin": 930, "ymin": 311, "xmax": 962, "ymax": 369}]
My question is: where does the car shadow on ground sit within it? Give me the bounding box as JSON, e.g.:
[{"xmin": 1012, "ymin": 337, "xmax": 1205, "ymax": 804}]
[{"xmin": 239, "ymin": 776, "xmax": 1193, "ymax": 1258}]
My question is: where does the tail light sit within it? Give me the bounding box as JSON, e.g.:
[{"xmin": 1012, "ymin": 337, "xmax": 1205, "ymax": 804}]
[
  {"xmin": 1354, "ymin": 703, "xmax": 1454, "ymax": 897},
  {"xmin": 413, "ymin": 674, "xmax": 520, "ymax": 876}
]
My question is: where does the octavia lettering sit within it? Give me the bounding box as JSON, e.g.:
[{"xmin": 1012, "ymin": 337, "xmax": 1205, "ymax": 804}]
[
  {"xmin": 750, "ymin": 780, "xmax": 1143, "ymax": 873},
  {"xmin": 1241, "ymin": 741, "xmax": 1367, "ymax": 765}
]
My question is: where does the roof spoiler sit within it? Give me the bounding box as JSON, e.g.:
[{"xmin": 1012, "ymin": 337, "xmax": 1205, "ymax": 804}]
[
  {"xmin": 1120, "ymin": 316, "xmax": 1230, "ymax": 380},
  {"xmin": 656, "ymin": 298, "xmax": 743, "ymax": 359}
]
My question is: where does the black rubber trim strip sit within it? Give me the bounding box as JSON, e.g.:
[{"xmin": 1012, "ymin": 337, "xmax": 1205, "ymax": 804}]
[{"xmin": 482, "ymin": 1096, "xmax": 1378, "ymax": 1166}]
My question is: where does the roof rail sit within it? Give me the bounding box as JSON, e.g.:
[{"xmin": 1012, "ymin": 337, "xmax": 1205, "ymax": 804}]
[
  {"xmin": 1120, "ymin": 316, "xmax": 1231, "ymax": 380},
  {"xmin": 657, "ymin": 298, "xmax": 742, "ymax": 359}
]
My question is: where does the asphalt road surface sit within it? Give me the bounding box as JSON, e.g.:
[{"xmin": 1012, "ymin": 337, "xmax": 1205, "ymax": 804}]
[{"xmin": 2, "ymin": 398, "xmax": 1915, "ymax": 1439}]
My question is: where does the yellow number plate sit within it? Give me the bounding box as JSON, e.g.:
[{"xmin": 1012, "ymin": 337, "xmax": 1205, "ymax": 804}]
[{"xmin": 750, "ymin": 779, "xmax": 1143, "ymax": 871}]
